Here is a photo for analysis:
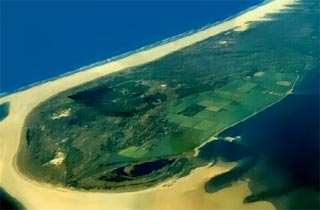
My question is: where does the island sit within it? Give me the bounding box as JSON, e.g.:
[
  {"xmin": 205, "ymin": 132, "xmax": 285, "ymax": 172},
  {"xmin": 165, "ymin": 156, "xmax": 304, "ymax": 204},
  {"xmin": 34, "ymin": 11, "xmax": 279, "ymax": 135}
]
[{"xmin": 0, "ymin": 0, "xmax": 318, "ymax": 209}]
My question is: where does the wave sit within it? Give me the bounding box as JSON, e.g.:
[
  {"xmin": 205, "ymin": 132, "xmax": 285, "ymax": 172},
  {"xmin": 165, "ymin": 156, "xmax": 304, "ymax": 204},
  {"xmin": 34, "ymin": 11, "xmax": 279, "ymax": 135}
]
[{"xmin": 0, "ymin": 0, "xmax": 269, "ymax": 99}]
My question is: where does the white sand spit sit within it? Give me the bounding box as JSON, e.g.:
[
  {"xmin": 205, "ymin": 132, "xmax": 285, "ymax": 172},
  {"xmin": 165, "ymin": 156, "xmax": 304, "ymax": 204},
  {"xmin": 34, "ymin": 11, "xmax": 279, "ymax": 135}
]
[
  {"xmin": 48, "ymin": 152, "xmax": 65, "ymax": 166},
  {"xmin": 51, "ymin": 108, "xmax": 72, "ymax": 120},
  {"xmin": 0, "ymin": 0, "xmax": 296, "ymax": 209}
]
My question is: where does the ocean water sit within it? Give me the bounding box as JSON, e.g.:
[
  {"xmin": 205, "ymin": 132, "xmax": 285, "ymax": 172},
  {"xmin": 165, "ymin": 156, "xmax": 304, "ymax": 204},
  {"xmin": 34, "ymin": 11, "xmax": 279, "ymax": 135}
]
[
  {"xmin": 0, "ymin": 188, "xmax": 25, "ymax": 210},
  {"xmin": 1, "ymin": 1, "xmax": 262, "ymax": 93},
  {"xmin": 201, "ymin": 67, "xmax": 319, "ymax": 209},
  {"xmin": 0, "ymin": 1, "xmax": 266, "ymax": 205}
]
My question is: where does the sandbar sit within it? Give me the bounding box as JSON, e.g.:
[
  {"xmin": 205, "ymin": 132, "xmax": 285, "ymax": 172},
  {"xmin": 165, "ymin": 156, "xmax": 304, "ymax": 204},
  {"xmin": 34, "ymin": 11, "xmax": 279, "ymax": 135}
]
[{"xmin": 0, "ymin": 0, "xmax": 296, "ymax": 209}]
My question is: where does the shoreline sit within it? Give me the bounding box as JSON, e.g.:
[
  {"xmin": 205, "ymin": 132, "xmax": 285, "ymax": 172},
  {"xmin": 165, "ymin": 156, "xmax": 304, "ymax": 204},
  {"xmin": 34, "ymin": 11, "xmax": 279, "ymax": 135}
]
[
  {"xmin": 0, "ymin": 0, "xmax": 297, "ymax": 209},
  {"xmin": 13, "ymin": 73, "xmax": 302, "ymax": 194},
  {"xmin": 194, "ymin": 75, "xmax": 301, "ymax": 157},
  {"xmin": 1, "ymin": 0, "xmax": 277, "ymax": 99}
]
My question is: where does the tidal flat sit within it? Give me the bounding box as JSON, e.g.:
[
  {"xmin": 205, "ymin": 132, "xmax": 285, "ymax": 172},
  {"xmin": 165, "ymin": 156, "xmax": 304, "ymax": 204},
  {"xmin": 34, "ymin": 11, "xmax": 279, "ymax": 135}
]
[
  {"xmin": 0, "ymin": 0, "xmax": 319, "ymax": 209},
  {"xmin": 16, "ymin": 0, "xmax": 319, "ymax": 192}
]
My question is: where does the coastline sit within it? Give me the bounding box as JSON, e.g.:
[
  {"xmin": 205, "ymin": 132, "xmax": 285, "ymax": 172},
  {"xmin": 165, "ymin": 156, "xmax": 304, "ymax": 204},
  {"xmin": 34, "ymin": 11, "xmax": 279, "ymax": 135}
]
[
  {"xmin": 193, "ymin": 74, "xmax": 301, "ymax": 157},
  {"xmin": 0, "ymin": 0, "xmax": 297, "ymax": 209},
  {"xmin": 1, "ymin": 0, "xmax": 280, "ymax": 99}
]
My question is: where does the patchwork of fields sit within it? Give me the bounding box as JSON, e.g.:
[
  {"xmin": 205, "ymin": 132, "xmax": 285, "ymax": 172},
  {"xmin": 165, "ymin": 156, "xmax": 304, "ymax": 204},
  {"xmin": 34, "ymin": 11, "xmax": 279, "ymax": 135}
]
[
  {"xmin": 160, "ymin": 71, "xmax": 298, "ymax": 155},
  {"xmin": 16, "ymin": 0, "xmax": 318, "ymax": 191}
]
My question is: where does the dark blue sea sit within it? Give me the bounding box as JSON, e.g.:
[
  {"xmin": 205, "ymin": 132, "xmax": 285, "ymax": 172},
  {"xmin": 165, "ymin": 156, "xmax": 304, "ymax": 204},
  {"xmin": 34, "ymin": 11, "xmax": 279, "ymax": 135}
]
[
  {"xmin": 199, "ymin": 66, "xmax": 319, "ymax": 209},
  {"xmin": 1, "ymin": 1, "xmax": 262, "ymax": 93}
]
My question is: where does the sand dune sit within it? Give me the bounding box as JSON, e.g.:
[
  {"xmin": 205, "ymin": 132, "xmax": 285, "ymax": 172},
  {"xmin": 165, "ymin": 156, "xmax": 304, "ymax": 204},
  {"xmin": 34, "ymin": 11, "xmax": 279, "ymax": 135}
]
[{"xmin": 0, "ymin": 0, "xmax": 296, "ymax": 209}]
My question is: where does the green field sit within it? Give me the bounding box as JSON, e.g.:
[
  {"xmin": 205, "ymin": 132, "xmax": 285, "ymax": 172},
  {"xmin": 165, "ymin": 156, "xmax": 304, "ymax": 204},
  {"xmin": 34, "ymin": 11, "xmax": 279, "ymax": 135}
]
[
  {"xmin": 161, "ymin": 71, "xmax": 297, "ymax": 152},
  {"xmin": 17, "ymin": 0, "xmax": 319, "ymax": 191}
]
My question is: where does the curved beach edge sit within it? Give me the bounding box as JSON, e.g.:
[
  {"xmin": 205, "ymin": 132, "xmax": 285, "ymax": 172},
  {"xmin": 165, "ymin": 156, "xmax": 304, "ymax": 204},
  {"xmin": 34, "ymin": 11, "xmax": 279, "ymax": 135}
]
[
  {"xmin": 0, "ymin": 0, "xmax": 297, "ymax": 209},
  {"xmin": 0, "ymin": 0, "xmax": 271, "ymax": 99}
]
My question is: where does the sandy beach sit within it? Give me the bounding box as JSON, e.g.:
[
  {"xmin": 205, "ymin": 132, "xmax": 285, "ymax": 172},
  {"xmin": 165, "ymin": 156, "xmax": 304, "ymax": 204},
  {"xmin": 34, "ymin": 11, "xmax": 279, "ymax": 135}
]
[{"xmin": 0, "ymin": 0, "xmax": 296, "ymax": 209}]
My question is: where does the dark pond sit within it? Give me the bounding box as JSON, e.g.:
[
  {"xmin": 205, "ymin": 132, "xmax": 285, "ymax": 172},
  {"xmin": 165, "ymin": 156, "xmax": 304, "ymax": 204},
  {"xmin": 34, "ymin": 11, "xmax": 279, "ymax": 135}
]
[
  {"xmin": 99, "ymin": 158, "xmax": 175, "ymax": 182},
  {"xmin": 130, "ymin": 158, "xmax": 175, "ymax": 177},
  {"xmin": 0, "ymin": 102, "xmax": 10, "ymax": 121}
]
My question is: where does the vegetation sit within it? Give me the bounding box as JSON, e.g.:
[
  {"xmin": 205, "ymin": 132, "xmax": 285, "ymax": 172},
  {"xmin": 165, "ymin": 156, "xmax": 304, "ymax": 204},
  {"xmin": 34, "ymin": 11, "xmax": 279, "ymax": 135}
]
[{"xmin": 17, "ymin": 0, "xmax": 319, "ymax": 191}]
